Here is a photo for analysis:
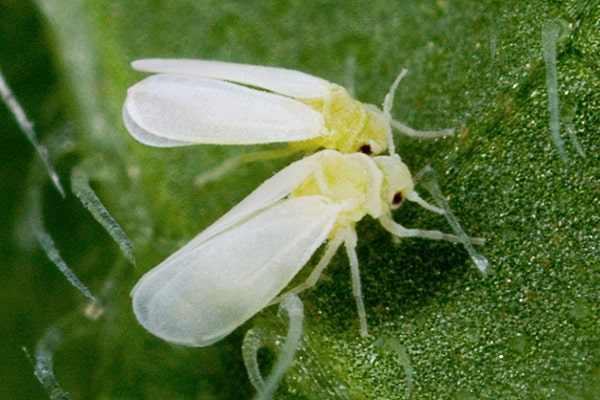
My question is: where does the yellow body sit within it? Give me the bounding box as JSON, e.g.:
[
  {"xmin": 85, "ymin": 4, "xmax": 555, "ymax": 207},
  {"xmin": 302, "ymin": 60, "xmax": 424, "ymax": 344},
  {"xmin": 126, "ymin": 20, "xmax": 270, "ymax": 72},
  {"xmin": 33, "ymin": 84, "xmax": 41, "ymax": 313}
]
[
  {"xmin": 291, "ymin": 151, "xmax": 414, "ymax": 239},
  {"xmin": 291, "ymin": 85, "xmax": 390, "ymax": 155}
]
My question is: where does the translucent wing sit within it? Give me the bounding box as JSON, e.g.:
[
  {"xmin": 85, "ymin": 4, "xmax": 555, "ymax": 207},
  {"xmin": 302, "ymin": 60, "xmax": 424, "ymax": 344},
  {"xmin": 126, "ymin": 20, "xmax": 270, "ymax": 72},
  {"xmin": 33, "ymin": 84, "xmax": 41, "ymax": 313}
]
[
  {"xmin": 132, "ymin": 58, "xmax": 332, "ymax": 99},
  {"xmin": 131, "ymin": 196, "xmax": 340, "ymax": 346},
  {"xmin": 123, "ymin": 74, "xmax": 326, "ymax": 147}
]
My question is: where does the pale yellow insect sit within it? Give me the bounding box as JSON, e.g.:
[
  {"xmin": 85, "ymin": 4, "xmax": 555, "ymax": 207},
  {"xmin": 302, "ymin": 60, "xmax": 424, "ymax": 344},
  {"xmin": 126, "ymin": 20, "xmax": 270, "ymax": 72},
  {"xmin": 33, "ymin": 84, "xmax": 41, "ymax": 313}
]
[
  {"xmin": 131, "ymin": 150, "xmax": 477, "ymax": 346},
  {"xmin": 123, "ymin": 59, "xmax": 452, "ymax": 158}
]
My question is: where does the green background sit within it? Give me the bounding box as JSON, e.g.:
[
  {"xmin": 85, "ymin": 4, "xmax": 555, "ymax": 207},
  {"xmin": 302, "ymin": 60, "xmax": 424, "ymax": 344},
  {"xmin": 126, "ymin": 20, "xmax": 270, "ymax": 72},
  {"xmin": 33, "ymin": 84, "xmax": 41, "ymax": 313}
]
[{"xmin": 0, "ymin": 0, "xmax": 597, "ymax": 399}]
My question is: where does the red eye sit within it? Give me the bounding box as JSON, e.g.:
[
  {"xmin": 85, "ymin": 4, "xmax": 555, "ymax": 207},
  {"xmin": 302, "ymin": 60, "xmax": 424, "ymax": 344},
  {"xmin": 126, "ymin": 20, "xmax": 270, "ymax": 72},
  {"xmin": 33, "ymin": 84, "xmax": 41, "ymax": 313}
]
[
  {"xmin": 359, "ymin": 144, "xmax": 372, "ymax": 155},
  {"xmin": 392, "ymin": 192, "xmax": 403, "ymax": 206}
]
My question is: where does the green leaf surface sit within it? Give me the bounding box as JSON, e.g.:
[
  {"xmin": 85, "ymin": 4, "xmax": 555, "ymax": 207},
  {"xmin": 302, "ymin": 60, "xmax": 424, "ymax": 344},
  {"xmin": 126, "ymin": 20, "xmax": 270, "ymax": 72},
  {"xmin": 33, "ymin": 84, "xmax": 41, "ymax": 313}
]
[{"xmin": 2, "ymin": 0, "xmax": 598, "ymax": 399}]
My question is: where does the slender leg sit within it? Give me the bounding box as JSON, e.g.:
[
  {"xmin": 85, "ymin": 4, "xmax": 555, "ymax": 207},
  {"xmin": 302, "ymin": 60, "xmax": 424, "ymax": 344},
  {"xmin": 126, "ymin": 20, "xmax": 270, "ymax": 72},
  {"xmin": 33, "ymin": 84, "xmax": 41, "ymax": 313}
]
[
  {"xmin": 270, "ymin": 233, "xmax": 344, "ymax": 304},
  {"xmin": 343, "ymin": 229, "xmax": 369, "ymax": 337},
  {"xmin": 379, "ymin": 214, "xmax": 485, "ymax": 244}
]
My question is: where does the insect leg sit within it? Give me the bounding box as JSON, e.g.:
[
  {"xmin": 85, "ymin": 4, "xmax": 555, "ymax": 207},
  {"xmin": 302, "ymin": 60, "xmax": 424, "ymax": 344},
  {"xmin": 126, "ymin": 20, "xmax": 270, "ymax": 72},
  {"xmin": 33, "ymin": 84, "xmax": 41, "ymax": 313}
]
[
  {"xmin": 270, "ymin": 232, "xmax": 344, "ymax": 305},
  {"xmin": 343, "ymin": 228, "xmax": 369, "ymax": 337},
  {"xmin": 379, "ymin": 214, "xmax": 481, "ymax": 244}
]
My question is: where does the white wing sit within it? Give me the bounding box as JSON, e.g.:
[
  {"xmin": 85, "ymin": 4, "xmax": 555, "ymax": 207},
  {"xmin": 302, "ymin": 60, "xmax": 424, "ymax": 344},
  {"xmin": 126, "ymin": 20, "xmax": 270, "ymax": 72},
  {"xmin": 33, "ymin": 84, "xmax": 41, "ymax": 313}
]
[
  {"xmin": 132, "ymin": 58, "xmax": 332, "ymax": 99},
  {"xmin": 131, "ymin": 196, "xmax": 340, "ymax": 347},
  {"xmin": 123, "ymin": 74, "xmax": 326, "ymax": 147}
]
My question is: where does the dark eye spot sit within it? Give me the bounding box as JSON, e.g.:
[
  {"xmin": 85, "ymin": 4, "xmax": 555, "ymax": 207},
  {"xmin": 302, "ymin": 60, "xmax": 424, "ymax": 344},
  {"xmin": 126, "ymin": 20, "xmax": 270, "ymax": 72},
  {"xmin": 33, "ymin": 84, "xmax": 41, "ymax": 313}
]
[
  {"xmin": 359, "ymin": 144, "xmax": 372, "ymax": 155},
  {"xmin": 392, "ymin": 192, "xmax": 403, "ymax": 205}
]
